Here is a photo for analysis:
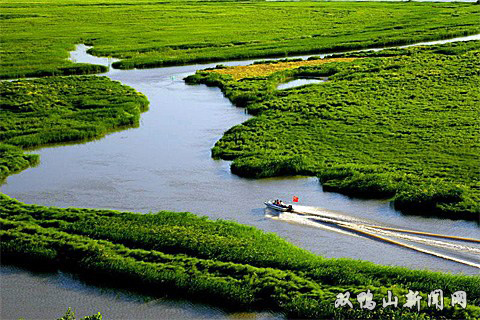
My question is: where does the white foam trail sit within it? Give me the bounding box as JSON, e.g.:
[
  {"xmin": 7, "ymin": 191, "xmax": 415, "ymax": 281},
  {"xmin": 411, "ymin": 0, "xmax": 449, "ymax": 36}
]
[
  {"xmin": 362, "ymin": 227, "xmax": 480, "ymax": 255},
  {"xmin": 272, "ymin": 212, "xmax": 361, "ymax": 237},
  {"xmin": 293, "ymin": 205, "xmax": 368, "ymax": 224},
  {"xmin": 266, "ymin": 205, "xmax": 480, "ymax": 268},
  {"xmin": 341, "ymin": 223, "xmax": 480, "ymax": 269}
]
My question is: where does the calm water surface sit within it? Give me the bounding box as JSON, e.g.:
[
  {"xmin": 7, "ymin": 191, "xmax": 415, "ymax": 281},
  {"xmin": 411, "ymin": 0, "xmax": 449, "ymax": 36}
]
[
  {"xmin": 2, "ymin": 35, "xmax": 479, "ymax": 319},
  {"xmin": 277, "ymin": 78, "xmax": 327, "ymax": 90},
  {"xmin": 0, "ymin": 265, "xmax": 281, "ymax": 320}
]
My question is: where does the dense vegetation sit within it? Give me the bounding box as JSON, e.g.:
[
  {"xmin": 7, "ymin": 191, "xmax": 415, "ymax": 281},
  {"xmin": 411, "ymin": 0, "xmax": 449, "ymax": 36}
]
[
  {"xmin": 1, "ymin": 1, "xmax": 479, "ymax": 317},
  {"xmin": 2, "ymin": 194, "xmax": 479, "ymax": 319},
  {"xmin": 209, "ymin": 57, "xmax": 356, "ymax": 80},
  {"xmin": 0, "ymin": 76, "xmax": 148, "ymax": 181},
  {"xmin": 1, "ymin": 0, "xmax": 480, "ymax": 78},
  {"xmin": 185, "ymin": 41, "xmax": 480, "ymax": 220}
]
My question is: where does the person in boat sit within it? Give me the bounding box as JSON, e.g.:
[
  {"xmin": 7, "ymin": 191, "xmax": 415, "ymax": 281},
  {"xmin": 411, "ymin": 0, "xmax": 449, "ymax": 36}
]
[{"xmin": 273, "ymin": 199, "xmax": 284, "ymax": 207}]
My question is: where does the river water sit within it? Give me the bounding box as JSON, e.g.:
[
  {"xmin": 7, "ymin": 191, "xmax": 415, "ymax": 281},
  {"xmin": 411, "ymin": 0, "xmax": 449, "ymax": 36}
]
[
  {"xmin": 277, "ymin": 78, "xmax": 327, "ymax": 90},
  {"xmin": 1, "ymin": 35, "xmax": 479, "ymax": 319}
]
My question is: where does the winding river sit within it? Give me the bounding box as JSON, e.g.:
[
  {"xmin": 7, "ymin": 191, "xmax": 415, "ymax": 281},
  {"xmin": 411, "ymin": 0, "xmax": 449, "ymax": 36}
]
[{"xmin": 1, "ymin": 34, "xmax": 479, "ymax": 319}]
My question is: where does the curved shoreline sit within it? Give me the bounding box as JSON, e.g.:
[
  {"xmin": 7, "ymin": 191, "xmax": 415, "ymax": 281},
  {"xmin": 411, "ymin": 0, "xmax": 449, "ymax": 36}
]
[
  {"xmin": 7, "ymin": 33, "xmax": 477, "ymax": 222},
  {"xmin": 2, "ymin": 193, "xmax": 480, "ymax": 319},
  {"xmin": 67, "ymin": 34, "xmax": 480, "ymax": 74},
  {"xmin": 3, "ymin": 0, "xmax": 480, "ymax": 79},
  {"xmin": 0, "ymin": 30, "xmax": 480, "ymax": 320},
  {"xmin": 111, "ymin": 32, "xmax": 480, "ymax": 70},
  {"xmin": 185, "ymin": 39, "xmax": 480, "ymax": 221}
]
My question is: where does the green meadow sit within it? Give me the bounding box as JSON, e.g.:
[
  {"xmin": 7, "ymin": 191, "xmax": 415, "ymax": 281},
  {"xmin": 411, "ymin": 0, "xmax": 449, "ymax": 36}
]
[
  {"xmin": 186, "ymin": 41, "xmax": 480, "ymax": 220},
  {"xmin": 2, "ymin": 194, "xmax": 479, "ymax": 319},
  {"xmin": 1, "ymin": 0, "xmax": 480, "ymax": 78}
]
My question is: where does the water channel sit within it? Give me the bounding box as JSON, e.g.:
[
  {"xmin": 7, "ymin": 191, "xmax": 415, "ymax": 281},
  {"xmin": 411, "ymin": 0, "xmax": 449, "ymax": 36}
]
[{"xmin": 1, "ymin": 34, "xmax": 479, "ymax": 319}]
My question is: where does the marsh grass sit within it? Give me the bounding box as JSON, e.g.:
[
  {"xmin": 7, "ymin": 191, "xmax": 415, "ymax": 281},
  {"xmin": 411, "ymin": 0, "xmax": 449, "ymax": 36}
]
[
  {"xmin": 0, "ymin": 76, "xmax": 149, "ymax": 181},
  {"xmin": 207, "ymin": 58, "xmax": 357, "ymax": 80},
  {"xmin": 186, "ymin": 41, "xmax": 480, "ymax": 220},
  {"xmin": 57, "ymin": 308, "xmax": 102, "ymax": 320},
  {"xmin": 1, "ymin": 0, "xmax": 480, "ymax": 78},
  {"xmin": 1, "ymin": 194, "xmax": 479, "ymax": 319}
]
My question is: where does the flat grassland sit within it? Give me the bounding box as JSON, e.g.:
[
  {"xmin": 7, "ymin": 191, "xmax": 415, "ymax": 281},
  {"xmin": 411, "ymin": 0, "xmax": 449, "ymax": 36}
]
[
  {"xmin": 186, "ymin": 41, "xmax": 480, "ymax": 220},
  {"xmin": 1, "ymin": 0, "xmax": 480, "ymax": 78},
  {"xmin": 1, "ymin": 194, "xmax": 479, "ymax": 318}
]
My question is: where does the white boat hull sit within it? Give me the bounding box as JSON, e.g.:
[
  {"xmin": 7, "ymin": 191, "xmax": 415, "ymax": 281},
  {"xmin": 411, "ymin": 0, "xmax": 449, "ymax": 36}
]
[{"xmin": 264, "ymin": 201, "xmax": 293, "ymax": 212}]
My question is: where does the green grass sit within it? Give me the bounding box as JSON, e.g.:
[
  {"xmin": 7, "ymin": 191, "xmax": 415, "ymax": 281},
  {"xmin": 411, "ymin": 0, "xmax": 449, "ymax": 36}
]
[
  {"xmin": 0, "ymin": 76, "xmax": 149, "ymax": 181},
  {"xmin": 2, "ymin": 194, "xmax": 479, "ymax": 319},
  {"xmin": 1, "ymin": 1, "xmax": 479, "ymax": 316},
  {"xmin": 0, "ymin": 143, "xmax": 39, "ymax": 182},
  {"xmin": 185, "ymin": 41, "xmax": 480, "ymax": 220},
  {"xmin": 58, "ymin": 308, "xmax": 102, "ymax": 320},
  {"xmin": 1, "ymin": 0, "xmax": 480, "ymax": 78}
]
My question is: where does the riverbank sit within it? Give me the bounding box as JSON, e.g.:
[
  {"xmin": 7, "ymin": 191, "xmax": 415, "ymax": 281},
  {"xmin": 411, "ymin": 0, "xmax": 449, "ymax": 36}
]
[
  {"xmin": 1, "ymin": 194, "xmax": 479, "ymax": 319},
  {"xmin": 2, "ymin": 0, "xmax": 480, "ymax": 78},
  {"xmin": 0, "ymin": 76, "xmax": 148, "ymax": 181},
  {"xmin": 185, "ymin": 40, "xmax": 480, "ymax": 220}
]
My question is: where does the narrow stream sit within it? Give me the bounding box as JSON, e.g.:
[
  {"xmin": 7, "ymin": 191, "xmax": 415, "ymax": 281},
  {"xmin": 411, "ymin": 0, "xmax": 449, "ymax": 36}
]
[
  {"xmin": 1, "ymin": 34, "xmax": 479, "ymax": 319},
  {"xmin": 276, "ymin": 78, "xmax": 327, "ymax": 90}
]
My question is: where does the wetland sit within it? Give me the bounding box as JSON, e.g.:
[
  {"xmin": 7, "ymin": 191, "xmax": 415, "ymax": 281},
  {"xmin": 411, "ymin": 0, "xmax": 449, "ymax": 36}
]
[{"xmin": 1, "ymin": 1, "xmax": 479, "ymax": 318}]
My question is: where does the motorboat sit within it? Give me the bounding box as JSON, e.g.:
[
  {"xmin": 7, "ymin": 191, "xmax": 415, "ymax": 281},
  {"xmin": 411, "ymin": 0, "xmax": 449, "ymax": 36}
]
[{"xmin": 264, "ymin": 200, "xmax": 293, "ymax": 212}]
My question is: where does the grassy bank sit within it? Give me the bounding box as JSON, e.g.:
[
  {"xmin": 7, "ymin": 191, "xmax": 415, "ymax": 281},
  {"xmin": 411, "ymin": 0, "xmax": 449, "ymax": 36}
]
[
  {"xmin": 185, "ymin": 41, "xmax": 480, "ymax": 220},
  {"xmin": 0, "ymin": 76, "xmax": 149, "ymax": 181},
  {"xmin": 1, "ymin": 194, "xmax": 479, "ymax": 319},
  {"xmin": 1, "ymin": 0, "xmax": 480, "ymax": 78}
]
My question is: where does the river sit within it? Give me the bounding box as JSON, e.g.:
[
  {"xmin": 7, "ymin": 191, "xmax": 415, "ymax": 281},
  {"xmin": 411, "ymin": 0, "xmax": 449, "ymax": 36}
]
[{"xmin": 1, "ymin": 34, "xmax": 479, "ymax": 319}]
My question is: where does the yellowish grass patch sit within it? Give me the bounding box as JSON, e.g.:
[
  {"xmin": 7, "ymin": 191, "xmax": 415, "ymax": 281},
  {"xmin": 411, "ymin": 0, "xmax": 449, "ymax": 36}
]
[{"xmin": 208, "ymin": 58, "xmax": 357, "ymax": 80}]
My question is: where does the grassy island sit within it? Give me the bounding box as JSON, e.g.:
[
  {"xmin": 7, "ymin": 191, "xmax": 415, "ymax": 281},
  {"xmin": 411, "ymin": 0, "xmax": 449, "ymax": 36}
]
[
  {"xmin": 0, "ymin": 76, "xmax": 149, "ymax": 181},
  {"xmin": 185, "ymin": 41, "xmax": 480, "ymax": 220},
  {"xmin": 2, "ymin": 194, "xmax": 479, "ymax": 319}
]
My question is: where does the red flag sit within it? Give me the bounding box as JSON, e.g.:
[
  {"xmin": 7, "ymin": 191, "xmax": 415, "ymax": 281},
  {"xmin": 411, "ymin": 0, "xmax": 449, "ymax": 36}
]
[{"xmin": 293, "ymin": 196, "xmax": 299, "ymax": 203}]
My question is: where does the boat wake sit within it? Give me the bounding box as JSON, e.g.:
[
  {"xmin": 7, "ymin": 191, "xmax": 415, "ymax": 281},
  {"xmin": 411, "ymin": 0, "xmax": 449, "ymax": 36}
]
[{"xmin": 266, "ymin": 205, "xmax": 480, "ymax": 269}]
